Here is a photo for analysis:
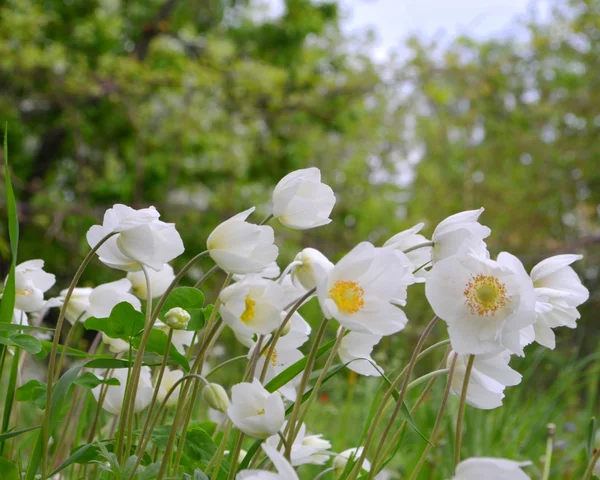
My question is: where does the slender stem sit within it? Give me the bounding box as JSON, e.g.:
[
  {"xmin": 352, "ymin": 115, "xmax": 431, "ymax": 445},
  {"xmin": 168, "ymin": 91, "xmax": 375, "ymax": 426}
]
[
  {"xmin": 40, "ymin": 231, "xmax": 116, "ymax": 479},
  {"xmin": 136, "ymin": 329, "xmax": 174, "ymax": 456},
  {"xmin": 583, "ymin": 446, "xmax": 600, "ymax": 480},
  {"xmin": 194, "ymin": 264, "xmax": 219, "ymax": 288},
  {"xmin": 205, "ymin": 356, "xmax": 247, "ymax": 379},
  {"xmin": 259, "ymin": 213, "xmax": 274, "ymax": 225},
  {"xmin": 406, "ymin": 369, "xmax": 449, "ymax": 392},
  {"xmin": 354, "ymin": 316, "xmax": 439, "ymax": 480},
  {"xmin": 453, "ymin": 354, "xmax": 475, "ymax": 470},
  {"xmin": 542, "ymin": 423, "xmax": 556, "ymax": 480},
  {"xmin": 54, "ymin": 320, "xmax": 81, "ymax": 382},
  {"xmin": 207, "ymin": 421, "xmax": 233, "ymax": 479},
  {"xmin": 408, "ymin": 354, "xmax": 458, "ymax": 480},
  {"xmin": 402, "ymin": 241, "xmax": 434, "ymax": 255},
  {"xmin": 283, "ymin": 287, "xmax": 316, "ymax": 312},
  {"xmin": 227, "ymin": 432, "xmax": 245, "ymax": 480},
  {"xmin": 314, "ymin": 468, "xmax": 335, "ymax": 480},
  {"xmin": 284, "ymin": 317, "xmax": 329, "ymax": 459}
]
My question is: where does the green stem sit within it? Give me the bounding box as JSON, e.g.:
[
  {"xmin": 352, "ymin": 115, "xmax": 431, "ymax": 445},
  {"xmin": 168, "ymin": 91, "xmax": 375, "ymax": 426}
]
[
  {"xmin": 40, "ymin": 231, "xmax": 117, "ymax": 479},
  {"xmin": 205, "ymin": 356, "xmax": 247, "ymax": 379},
  {"xmin": 542, "ymin": 423, "xmax": 555, "ymax": 480},
  {"xmin": 406, "ymin": 368, "xmax": 449, "ymax": 392},
  {"xmin": 0, "ymin": 345, "xmax": 20, "ymax": 456},
  {"xmin": 259, "ymin": 213, "xmax": 274, "ymax": 225},
  {"xmin": 583, "ymin": 446, "xmax": 600, "ymax": 480},
  {"xmin": 207, "ymin": 421, "xmax": 233, "ymax": 479},
  {"xmin": 402, "ymin": 241, "xmax": 434, "ymax": 255},
  {"xmin": 453, "ymin": 354, "xmax": 475, "ymax": 470},
  {"xmin": 194, "ymin": 264, "xmax": 219, "ymax": 289}
]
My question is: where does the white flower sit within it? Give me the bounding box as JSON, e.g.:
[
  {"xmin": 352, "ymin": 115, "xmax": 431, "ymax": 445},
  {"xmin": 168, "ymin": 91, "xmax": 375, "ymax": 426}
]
[
  {"xmin": 47, "ymin": 287, "xmax": 93, "ymax": 325},
  {"xmin": 333, "ymin": 448, "xmax": 370, "ymax": 476},
  {"xmin": 233, "ymin": 262, "xmax": 281, "ymax": 283},
  {"xmin": 432, "ymin": 208, "xmax": 490, "ymax": 264},
  {"xmin": 164, "ymin": 307, "xmax": 191, "ymax": 330},
  {"xmin": 154, "ymin": 319, "xmax": 196, "ymax": 354},
  {"xmin": 272, "ymin": 167, "xmax": 336, "ymax": 230},
  {"xmin": 291, "ymin": 248, "xmax": 334, "ymax": 290},
  {"xmin": 235, "ymin": 310, "xmax": 310, "ymax": 349},
  {"xmin": 453, "ymin": 457, "xmax": 531, "ymax": 479},
  {"xmin": 317, "ymin": 242, "xmax": 415, "ymax": 336},
  {"xmin": 203, "ymin": 383, "xmax": 230, "ymax": 413},
  {"xmin": 426, "ymin": 251, "xmax": 536, "ymax": 356},
  {"xmin": 530, "ymin": 254, "xmax": 589, "ymax": 349},
  {"xmin": 266, "ymin": 422, "xmax": 331, "ymax": 466},
  {"xmin": 156, "ymin": 368, "xmax": 184, "ymax": 407},
  {"xmin": 338, "ymin": 330, "xmax": 383, "ymax": 377},
  {"xmin": 207, "ymin": 207, "xmax": 278, "ymax": 275},
  {"xmin": 127, "ymin": 264, "xmax": 175, "ymax": 300},
  {"xmin": 448, "ymin": 350, "xmax": 521, "ymax": 410},
  {"xmin": 91, "ymin": 367, "xmax": 153, "ymax": 414},
  {"xmin": 86, "ymin": 204, "xmax": 184, "ymax": 272},
  {"xmin": 87, "ymin": 279, "xmax": 141, "ymax": 319},
  {"xmin": 236, "ymin": 444, "xmax": 299, "ymax": 480},
  {"xmin": 227, "ymin": 379, "xmax": 285, "ymax": 439},
  {"xmin": 12, "ymin": 309, "xmax": 28, "ymax": 326},
  {"xmin": 12, "ymin": 260, "xmax": 55, "ymax": 313},
  {"xmin": 280, "ymin": 274, "xmax": 310, "ymax": 307},
  {"xmin": 102, "ymin": 333, "xmax": 131, "ymax": 353},
  {"xmin": 383, "ymin": 223, "xmax": 432, "ymax": 276},
  {"xmin": 220, "ymin": 275, "xmax": 285, "ymax": 337}
]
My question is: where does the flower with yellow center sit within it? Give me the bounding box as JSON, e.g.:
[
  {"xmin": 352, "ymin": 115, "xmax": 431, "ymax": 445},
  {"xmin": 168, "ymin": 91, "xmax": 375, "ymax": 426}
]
[
  {"xmin": 219, "ymin": 275, "xmax": 285, "ymax": 337},
  {"xmin": 317, "ymin": 242, "xmax": 416, "ymax": 336},
  {"xmin": 426, "ymin": 251, "xmax": 536, "ymax": 356}
]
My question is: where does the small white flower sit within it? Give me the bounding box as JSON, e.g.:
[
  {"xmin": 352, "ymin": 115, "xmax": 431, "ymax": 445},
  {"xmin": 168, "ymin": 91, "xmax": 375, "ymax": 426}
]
[
  {"xmin": 87, "ymin": 204, "xmax": 184, "ymax": 272},
  {"xmin": 426, "ymin": 251, "xmax": 536, "ymax": 356},
  {"xmin": 453, "ymin": 457, "xmax": 531, "ymax": 479},
  {"xmin": 431, "ymin": 208, "xmax": 490, "ymax": 264},
  {"xmin": 207, "ymin": 207, "xmax": 278, "ymax": 275},
  {"xmin": 236, "ymin": 444, "xmax": 299, "ymax": 479},
  {"xmin": 87, "ymin": 279, "xmax": 141, "ymax": 319},
  {"xmin": 338, "ymin": 330, "xmax": 383, "ymax": 377},
  {"xmin": 383, "ymin": 223, "xmax": 432, "ymax": 276},
  {"xmin": 164, "ymin": 307, "xmax": 191, "ymax": 330},
  {"xmin": 235, "ymin": 310, "xmax": 310, "ymax": 349},
  {"xmin": 92, "ymin": 367, "xmax": 153, "ymax": 414},
  {"xmin": 291, "ymin": 248, "xmax": 334, "ymax": 290},
  {"xmin": 272, "ymin": 167, "xmax": 336, "ymax": 230},
  {"xmin": 11, "ymin": 260, "xmax": 55, "ymax": 313},
  {"xmin": 530, "ymin": 254, "xmax": 589, "ymax": 349},
  {"xmin": 156, "ymin": 368, "xmax": 184, "ymax": 407},
  {"xmin": 227, "ymin": 379, "xmax": 285, "ymax": 439},
  {"xmin": 102, "ymin": 333, "xmax": 131, "ymax": 353},
  {"xmin": 333, "ymin": 448, "xmax": 370, "ymax": 476},
  {"xmin": 280, "ymin": 274, "xmax": 310, "ymax": 307},
  {"xmin": 220, "ymin": 275, "xmax": 285, "ymax": 337},
  {"xmin": 317, "ymin": 242, "xmax": 415, "ymax": 336},
  {"xmin": 448, "ymin": 350, "xmax": 521, "ymax": 410},
  {"xmin": 127, "ymin": 264, "xmax": 176, "ymax": 300},
  {"xmin": 266, "ymin": 422, "xmax": 331, "ymax": 466},
  {"xmin": 46, "ymin": 287, "xmax": 93, "ymax": 325}
]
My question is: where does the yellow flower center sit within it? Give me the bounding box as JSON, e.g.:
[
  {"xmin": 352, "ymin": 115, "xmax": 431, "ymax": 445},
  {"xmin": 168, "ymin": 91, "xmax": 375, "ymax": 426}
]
[
  {"xmin": 256, "ymin": 409, "xmax": 265, "ymax": 415},
  {"xmin": 240, "ymin": 295, "xmax": 256, "ymax": 324},
  {"xmin": 464, "ymin": 274, "xmax": 509, "ymax": 316},
  {"xmin": 328, "ymin": 280, "xmax": 365, "ymax": 315},
  {"xmin": 263, "ymin": 347, "xmax": 278, "ymax": 366}
]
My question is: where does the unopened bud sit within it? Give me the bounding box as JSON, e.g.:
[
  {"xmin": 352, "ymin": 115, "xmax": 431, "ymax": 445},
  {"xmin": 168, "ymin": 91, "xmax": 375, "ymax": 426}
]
[
  {"xmin": 280, "ymin": 320, "xmax": 292, "ymax": 336},
  {"xmin": 203, "ymin": 383, "xmax": 230, "ymax": 413},
  {"xmin": 164, "ymin": 307, "xmax": 191, "ymax": 330}
]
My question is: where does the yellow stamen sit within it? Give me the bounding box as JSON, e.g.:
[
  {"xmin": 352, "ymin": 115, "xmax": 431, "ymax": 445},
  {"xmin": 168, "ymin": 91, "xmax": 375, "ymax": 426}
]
[
  {"xmin": 328, "ymin": 280, "xmax": 365, "ymax": 315},
  {"xmin": 256, "ymin": 409, "xmax": 265, "ymax": 415},
  {"xmin": 464, "ymin": 274, "xmax": 510, "ymax": 316},
  {"xmin": 240, "ymin": 295, "xmax": 256, "ymax": 324},
  {"xmin": 263, "ymin": 347, "xmax": 278, "ymax": 366}
]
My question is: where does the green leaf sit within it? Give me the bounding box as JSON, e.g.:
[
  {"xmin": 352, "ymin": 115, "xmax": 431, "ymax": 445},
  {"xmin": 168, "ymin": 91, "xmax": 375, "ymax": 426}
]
[
  {"xmin": 186, "ymin": 309, "xmax": 205, "ymax": 331},
  {"xmin": 15, "ymin": 379, "xmax": 47, "ymax": 409},
  {"xmin": 73, "ymin": 372, "xmax": 120, "ymax": 389},
  {"xmin": 0, "ymin": 457, "xmax": 19, "ymax": 480},
  {"xmin": 131, "ymin": 328, "xmax": 190, "ymax": 371},
  {"xmin": 85, "ymin": 302, "xmax": 145, "ymax": 340},
  {"xmin": 35, "ymin": 341, "xmax": 116, "ymax": 360},
  {"xmin": 160, "ymin": 287, "xmax": 205, "ymax": 318},
  {"xmin": 0, "ymin": 323, "xmax": 54, "ymax": 333},
  {"xmin": 0, "ymin": 424, "xmax": 40, "ymax": 441},
  {"xmin": 9, "ymin": 333, "xmax": 42, "ymax": 354},
  {"xmin": 587, "ymin": 417, "xmax": 597, "ymax": 460}
]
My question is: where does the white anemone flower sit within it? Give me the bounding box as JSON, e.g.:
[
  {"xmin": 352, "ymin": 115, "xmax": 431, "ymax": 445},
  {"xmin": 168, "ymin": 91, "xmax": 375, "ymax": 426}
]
[
  {"xmin": 127, "ymin": 264, "xmax": 176, "ymax": 300},
  {"xmin": 453, "ymin": 457, "xmax": 531, "ymax": 479},
  {"xmin": 448, "ymin": 350, "xmax": 521, "ymax": 410},
  {"xmin": 291, "ymin": 248, "xmax": 334, "ymax": 290},
  {"xmin": 91, "ymin": 367, "xmax": 153, "ymax": 414},
  {"xmin": 383, "ymin": 223, "xmax": 432, "ymax": 277},
  {"xmin": 235, "ymin": 310, "xmax": 310, "ymax": 349},
  {"xmin": 233, "ymin": 262, "xmax": 281, "ymax": 283},
  {"xmin": 266, "ymin": 422, "xmax": 331, "ymax": 466},
  {"xmin": 227, "ymin": 379, "xmax": 285, "ymax": 439},
  {"xmin": 87, "ymin": 204, "xmax": 184, "ymax": 272},
  {"xmin": 46, "ymin": 287, "xmax": 93, "ymax": 325},
  {"xmin": 11, "ymin": 260, "xmax": 55, "ymax": 313},
  {"xmin": 338, "ymin": 330, "xmax": 383, "ymax": 377},
  {"xmin": 426, "ymin": 251, "xmax": 536, "ymax": 356},
  {"xmin": 236, "ymin": 444, "xmax": 299, "ymax": 480},
  {"xmin": 207, "ymin": 207, "xmax": 278, "ymax": 275},
  {"xmin": 317, "ymin": 242, "xmax": 415, "ymax": 336},
  {"xmin": 280, "ymin": 274, "xmax": 310, "ymax": 307},
  {"xmin": 333, "ymin": 448, "xmax": 371, "ymax": 476},
  {"xmin": 530, "ymin": 254, "xmax": 589, "ymax": 349},
  {"xmin": 272, "ymin": 167, "xmax": 336, "ymax": 230},
  {"xmin": 155, "ymin": 368, "xmax": 184, "ymax": 407},
  {"xmin": 431, "ymin": 208, "xmax": 491, "ymax": 264},
  {"xmin": 220, "ymin": 275, "xmax": 285, "ymax": 337}
]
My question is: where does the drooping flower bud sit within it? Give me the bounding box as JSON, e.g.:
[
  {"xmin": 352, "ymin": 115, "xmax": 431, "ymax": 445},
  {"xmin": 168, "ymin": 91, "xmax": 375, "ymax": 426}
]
[
  {"xmin": 164, "ymin": 307, "xmax": 191, "ymax": 330},
  {"xmin": 291, "ymin": 248, "xmax": 333, "ymax": 290},
  {"xmin": 203, "ymin": 383, "xmax": 230, "ymax": 413}
]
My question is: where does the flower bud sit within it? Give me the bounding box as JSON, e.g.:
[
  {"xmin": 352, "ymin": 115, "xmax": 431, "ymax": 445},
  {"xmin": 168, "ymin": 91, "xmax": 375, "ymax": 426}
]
[
  {"xmin": 291, "ymin": 248, "xmax": 333, "ymax": 290},
  {"xmin": 203, "ymin": 383, "xmax": 230, "ymax": 413},
  {"xmin": 164, "ymin": 307, "xmax": 191, "ymax": 330},
  {"xmin": 280, "ymin": 320, "xmax": 292, "ymax": 336}
]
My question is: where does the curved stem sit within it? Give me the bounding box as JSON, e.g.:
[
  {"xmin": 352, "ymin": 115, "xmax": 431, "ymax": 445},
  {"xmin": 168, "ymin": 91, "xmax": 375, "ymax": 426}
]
[
  {"xmin": 205, "ymin": 356, "xmax": 247, "ymax": 379},
  {"xmin": 453, "ymin": 354, "xmax": 474, "ymax": 470},
  {"xmin": 583, "ymin": 446, "xmax": 600, "ymax": 480},
  {"xmin": 40, "ymin": 231, "xmax": 116, "ymax": 479},
  {"xmin": 402, "ymin": 241, "xmax": 434, "ymax": 255},
  {"xmin": 542, "ymin": 423, "xmax": 555, "ymax": 480},
  {"xmin": 406, "ymin": 369, "xmax": 449, "ymax": 392},
  {"xmin": 259, "ymin": 213, "xmax": 274, "ymax": 225},
  {"xmin": 194, "ymin": 264, "xmax": 219, "ymax": 289}
]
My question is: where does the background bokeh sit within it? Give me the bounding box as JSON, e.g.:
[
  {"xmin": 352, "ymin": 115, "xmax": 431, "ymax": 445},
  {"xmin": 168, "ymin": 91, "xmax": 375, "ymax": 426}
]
[{"xmin": 0, "ymin": 0, "xmax": 599, "ymax": 477}]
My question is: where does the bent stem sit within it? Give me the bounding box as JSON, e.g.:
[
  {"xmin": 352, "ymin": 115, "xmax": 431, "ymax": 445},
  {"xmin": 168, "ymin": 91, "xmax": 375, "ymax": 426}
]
[
  {"xmin": 40, "ymin": 231, "xmax": 116, "ymax": 479},
  {"xmin": 453, "ymin": 354, "xmax": 475, "ymax": 470},
  {"xmin": 402, "ymin": 241, "xmax": 434, "ymax": 255},
  {"xmin": 583, "ymin": 446, "xmax": 600, "ymax": 480},
  {"xmin": 542, "ymin": 423, "xmax": 556, "ymax": 480}
]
